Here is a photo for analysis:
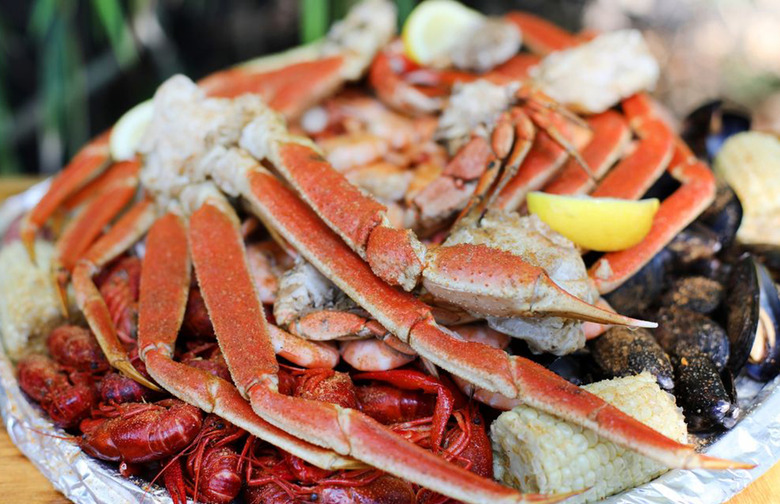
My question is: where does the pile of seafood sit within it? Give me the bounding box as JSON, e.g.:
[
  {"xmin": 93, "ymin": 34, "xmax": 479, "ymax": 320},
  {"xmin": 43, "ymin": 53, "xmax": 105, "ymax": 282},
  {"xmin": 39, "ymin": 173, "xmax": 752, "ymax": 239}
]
[{"xmin": 1, "ymin": 0, "xmax": 779, "ymax": 502}]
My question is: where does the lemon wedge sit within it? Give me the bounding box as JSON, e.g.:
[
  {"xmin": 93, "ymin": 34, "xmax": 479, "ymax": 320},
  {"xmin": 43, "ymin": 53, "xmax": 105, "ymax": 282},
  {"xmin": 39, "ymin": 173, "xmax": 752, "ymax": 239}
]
[
  {"xmin": 402, "ymin": 0, "xmax": 484, "ymax": 67},
  {"xmin": 527, "ymin": 192, "xmax": 660, "ymax": 252},
  {"xmin": 110, "ymin": 99, "xmax": 154, "ymax": 161}
]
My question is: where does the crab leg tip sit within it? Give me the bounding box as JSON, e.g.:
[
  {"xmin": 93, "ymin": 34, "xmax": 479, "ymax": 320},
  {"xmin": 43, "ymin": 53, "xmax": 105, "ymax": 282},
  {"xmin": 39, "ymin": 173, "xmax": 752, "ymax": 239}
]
[
  {"xmin": 626, "ymin": 318, "xmax": 657, "ymax": 329},
  {"xmin": 21, "ymin": 232, "xmax": 37, "ymax": 264},
  {"xmin": 114, "ymin": 360, "xmax": 162, "ymax": 392},
  {"xmin": 696, "ymin": 454, "xmax": 756, "ymax": 471},
  {"xmin": 52, "ymin": 270, "xmax": 70, "ymax": 318}
]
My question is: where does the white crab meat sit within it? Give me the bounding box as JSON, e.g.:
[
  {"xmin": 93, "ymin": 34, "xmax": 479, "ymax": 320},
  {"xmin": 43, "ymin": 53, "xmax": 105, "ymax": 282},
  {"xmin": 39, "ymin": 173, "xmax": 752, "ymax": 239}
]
[
  {"xmin": 441, "ymin": 211, "xmax": 599, "ymax": 355},
  {"xmin": 435, "ymin": 80, "xmax": 520, "ymax": 154},
  {"xmin": 273, "ymin": 259, "xmax": 355, "ymax": 327},
  {"xmin": 319, "ymin": 0, "xmax": 397, "ymax": 80},
  {"xmin": 531, "ymin": 29, "xmax": 660, "ymax": 114}
]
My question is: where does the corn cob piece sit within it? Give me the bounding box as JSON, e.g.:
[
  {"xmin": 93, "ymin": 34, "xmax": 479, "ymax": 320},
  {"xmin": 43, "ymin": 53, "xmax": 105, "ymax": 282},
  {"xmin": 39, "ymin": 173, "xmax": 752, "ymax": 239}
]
[
  {"xmin": 714, "ymin": 131, "xmax": 780, "ymax": 246},
  {"xmin": 491, "ymin": 372, "xmax": 687, "ymax": 503},
  {"xmin": 0, "ymin": 240, "xmax": 69, "ymax": 360}
]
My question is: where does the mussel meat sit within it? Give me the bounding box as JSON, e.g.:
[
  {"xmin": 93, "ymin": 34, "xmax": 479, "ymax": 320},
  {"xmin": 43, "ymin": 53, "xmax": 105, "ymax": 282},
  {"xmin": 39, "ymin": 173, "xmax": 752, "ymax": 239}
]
[
  {"xmin": 745, "ymin": 261, "xmax": 780, "ymax": 381},
  {"xmin": 725, "ymin": 254, "xmax": 780, "ymax": 381}
]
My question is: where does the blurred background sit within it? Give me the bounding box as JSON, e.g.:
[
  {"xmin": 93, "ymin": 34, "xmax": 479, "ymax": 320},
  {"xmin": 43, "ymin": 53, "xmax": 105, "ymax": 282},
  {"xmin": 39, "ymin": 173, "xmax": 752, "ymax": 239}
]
[{"xmin": 1, "ymin": 0, "xmax": 780, "ymax": 176}]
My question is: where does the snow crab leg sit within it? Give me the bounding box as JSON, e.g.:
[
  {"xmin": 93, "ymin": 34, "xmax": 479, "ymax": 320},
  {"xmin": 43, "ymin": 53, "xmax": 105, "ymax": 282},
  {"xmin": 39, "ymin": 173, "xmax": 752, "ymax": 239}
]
[
  {"xmin": 249, "ymin": 116, "xmax": 650, "ymax": 327},
  {"xmin": 244, "ymin": 166, "xmax": 748, "ymax": 471},
  {"xmin": 20, "ymin": 132, "xmax": 114, "ymax": 262},
  {"xmin": 511, "ymin": 14, "xmax": 717, "ymax": 293},
  {"xmin": 165, "ymin": 185, "xmax": 562, "ymax": 504},
  {"xmin": 200, "ymin": 0, "xmax": 396, "ymax": 120},
  {"xmin": 71, "ymin": 199, "xmax": 157, "ymax": 389},
  {"xmin": 136, "ymin": 210, "xmax": 358, "ymax": 473}
]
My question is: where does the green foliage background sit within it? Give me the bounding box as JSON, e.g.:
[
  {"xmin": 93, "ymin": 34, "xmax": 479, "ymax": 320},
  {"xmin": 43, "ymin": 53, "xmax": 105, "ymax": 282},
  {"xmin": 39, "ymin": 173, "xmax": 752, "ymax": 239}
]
[{"xmin": 0, "ymin": 0, "xmax": 419, "ymax": 175}]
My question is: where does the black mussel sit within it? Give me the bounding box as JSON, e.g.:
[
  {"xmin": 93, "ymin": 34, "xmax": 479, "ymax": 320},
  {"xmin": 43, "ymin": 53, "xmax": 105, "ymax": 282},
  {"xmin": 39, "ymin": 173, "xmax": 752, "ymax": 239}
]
[
  {"xmin": 545, "ymin": 354, "xmax": 597, "ymax": 386},
  {"xmin": 655, "ymin": 307, "xmax": 730, "ymax": 371},
  {"xmin": 740, "ymin": 244, "xmax": 780, "ymax": 282},
  {"xmin": 661, "ymin": 276, "xmax": 724, "ymax": 314},
  {"xmin": 681, "ymin": 99, "xmax": 751, "ymax": 161},
  {"xmin": 604, "ymin": 248, "xmax": 674, "ymax": 317},
  {"xmin": 590, "ymin": 327, "xmax": 674, "ymax": 390},
  {"xmin": 672, "ymin": 345, "xmax": 740, "ymax": 432},
  {"xmin": 725, "ymin": 254, "xmax": 760, "ymax": 374},
  {"xmin": 698, "ymin": 181, "xmax": 743, "ymax": 250},
  {"xmin": 686, "ymin": 257, "xmax": 731, "ymax": 286},
  {"xmin": 745, "ymin": 262, "xmax": 780, "ymax": 381},
  {"xmin": 667, "ymin": 223, "xmax": 722, "ymax": 268},
  {"xmin": 721, "ymin": 367, "xmax": 738, "ymax": 404}
]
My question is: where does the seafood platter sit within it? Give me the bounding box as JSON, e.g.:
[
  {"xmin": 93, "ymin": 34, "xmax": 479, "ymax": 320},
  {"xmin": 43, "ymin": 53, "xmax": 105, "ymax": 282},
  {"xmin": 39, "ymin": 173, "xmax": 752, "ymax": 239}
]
[{"xmin": 3, "ymin": 0, "xmax": 780, "ymax": 502}]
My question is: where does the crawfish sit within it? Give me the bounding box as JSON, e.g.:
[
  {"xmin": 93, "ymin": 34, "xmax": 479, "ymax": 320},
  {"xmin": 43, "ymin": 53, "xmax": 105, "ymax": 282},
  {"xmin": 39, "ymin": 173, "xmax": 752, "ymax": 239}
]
[
  {"xmin": 244, "ymin": 442, "xmax": 415, "ymax": 504},
  {"xmin": 79, "ymin": 399, "xmax": 203, "ymax": 464},
  {"xmin": 47, "ymin": 325, "xmax": 109, "ymax": 373},
  {"xmin": 17, "ymin": 354, "xmax": 98, "ymax": 429},
  {"xmin": 97, "ymin": 371, "xmax": 156, "ymax": 404},
  {"xmin": 183, "ymin": 414, "xmax": 246, "ymax": 504},
  {"xmin": 95, "ymin": 256, "xmax": 141, "ymax": 345}
]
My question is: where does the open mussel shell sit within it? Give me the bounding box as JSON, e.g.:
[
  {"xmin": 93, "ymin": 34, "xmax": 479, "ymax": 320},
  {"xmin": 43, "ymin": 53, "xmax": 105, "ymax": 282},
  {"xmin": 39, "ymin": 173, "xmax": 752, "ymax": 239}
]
[
  {"xmin": 726, "ymin": 254, "xmax": 761, "ymax": 375},
  {"xmin": 745, "ymin": 261, "xmax": 780, "ymax": 381},
  {"xmin": 740, "ymin": 243, "xmax": 780, "ymax": 282},
  {"xmin": 681, "ymin": 99, "xmax": 751, "ymax": 162},
  {"xmin": 725, "ymin": 254, "xmax": 780, "ymax": 381}
]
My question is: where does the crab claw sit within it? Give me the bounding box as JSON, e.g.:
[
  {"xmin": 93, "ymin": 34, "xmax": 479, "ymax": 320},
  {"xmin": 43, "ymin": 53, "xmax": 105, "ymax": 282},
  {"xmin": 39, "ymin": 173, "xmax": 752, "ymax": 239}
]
[{"xmin": 422, "ymin": 243, "xmax": 656, "ymax": 328}]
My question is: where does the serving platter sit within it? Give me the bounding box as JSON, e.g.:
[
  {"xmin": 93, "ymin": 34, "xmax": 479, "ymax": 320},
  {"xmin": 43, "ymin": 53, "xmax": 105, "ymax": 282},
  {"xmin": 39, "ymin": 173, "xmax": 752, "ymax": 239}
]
[{"xmin": 1, "ymin": 178, "xmax": 780, "ymax": 504}]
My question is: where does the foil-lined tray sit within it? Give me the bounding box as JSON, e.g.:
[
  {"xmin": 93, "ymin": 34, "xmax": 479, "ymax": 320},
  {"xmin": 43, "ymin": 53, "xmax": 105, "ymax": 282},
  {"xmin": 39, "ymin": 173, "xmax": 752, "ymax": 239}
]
[{"xmin": 1, "ymin": 182, "xmax": 779, "ymax": 504}]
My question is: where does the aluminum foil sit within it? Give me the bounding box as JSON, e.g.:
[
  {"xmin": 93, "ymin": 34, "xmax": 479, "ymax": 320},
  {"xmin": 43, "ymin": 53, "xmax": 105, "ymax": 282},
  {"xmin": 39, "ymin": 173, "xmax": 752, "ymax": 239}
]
[
  {"xmin": 1, "ymin": 183, "xmax": 779, "ymax": 504},
  {"xmin": 0, "ymin": 182, "xmax": 175, "ymax": 504}
]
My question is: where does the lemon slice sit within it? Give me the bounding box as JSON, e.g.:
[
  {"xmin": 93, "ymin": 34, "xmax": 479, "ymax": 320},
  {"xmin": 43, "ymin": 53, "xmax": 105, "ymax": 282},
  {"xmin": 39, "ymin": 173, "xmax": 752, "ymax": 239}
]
[
  {"xmin": 527, "ymin": 192, "xmax": 660, "ymax": 252},
  {"xmin": 110, "ymin": 99, "xmax": 153, "ymax": 161},
  {"xmin": 402, "ymin": 0, "xmax": 484, "ymax": 67}
]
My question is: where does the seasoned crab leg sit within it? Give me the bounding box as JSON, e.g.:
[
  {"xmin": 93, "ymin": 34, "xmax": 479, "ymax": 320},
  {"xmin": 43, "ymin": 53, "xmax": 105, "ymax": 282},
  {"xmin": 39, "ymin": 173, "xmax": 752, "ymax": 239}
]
[
  {"xmin": 200, "ymin": 0, "xmax": 396, "ymax": 120},
  {"xmin": 589, "ymin": 94, "xmax": 716, "ymax": 293},
  {"xmin": 72, "ymin": 203, "xmax": 338, "ymax": 390},
  {"xmin": 137, "ymin": 212, "xmax": 357, "ymax": 472},
  {"xmin": 589, "ymin": 113, "xmax": 674, "ymax": 200},
  {"xmin": 244, "ymin": 168, "xmax": 748, "ymax": 471},
  {"xmin": 542, "ymin": 110, "xmax": 631, "ymax": 196},
  {"xmin": 53, "ymin": 160, "xmax": 140, "ymax": 309},
  {"xmin": 200, "ymin": 57, "xmax": 349, "ymax": 120},
  {"xmin": 185, "ymin": 185, "xmax": 560, "ymax": 504},
  {"xmin": 493, "ymin": 117, "xmax": 588, "ymax": 211},
  {"xmin": 247, "ymin": 122, "xmax": 649, "ymax": 327},
  {"xmin": 505, "ymin": 12, "xmax": 582, "ymax": 55},
  {"xmin": 511, "ymin": 15, "xmax": 717, "ymax": 293},
  {"xmin": 20, "ymin": 131, "xmax": 113, "ymax": 261},
  {"xmin": 71, "ymin": 199, "xmax": 157, "ymax": 388}
]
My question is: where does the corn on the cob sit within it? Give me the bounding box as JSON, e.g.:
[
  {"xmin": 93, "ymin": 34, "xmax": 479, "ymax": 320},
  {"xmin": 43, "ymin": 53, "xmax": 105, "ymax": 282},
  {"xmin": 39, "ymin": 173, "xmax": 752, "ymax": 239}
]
[
  {"xmin": 491, "ymin": 372, "xmax": 687, "ymax": 503},
  {"xmin": 0, "ymin": 240, "xmax": 68, "ymax": 360},
  {"xmin": 714, "ymin": 131, "xmax": 780, "ymax": 246}
]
